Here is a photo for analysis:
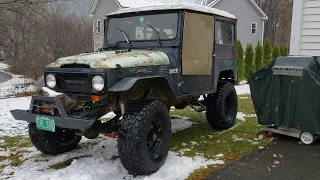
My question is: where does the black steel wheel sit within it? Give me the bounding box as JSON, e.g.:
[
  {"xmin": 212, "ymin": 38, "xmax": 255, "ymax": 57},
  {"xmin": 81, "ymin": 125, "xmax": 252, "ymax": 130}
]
[
  {"xmin": 147, "ymin": 118, "xmax": 163, "ymax": 158},
  {"xmin": 206, "ymin": 82, "xmax": 238, "ymax": 130},
  {"xmin": 118, "ymin": 100, "xmax": 171, "ymax": 175}
]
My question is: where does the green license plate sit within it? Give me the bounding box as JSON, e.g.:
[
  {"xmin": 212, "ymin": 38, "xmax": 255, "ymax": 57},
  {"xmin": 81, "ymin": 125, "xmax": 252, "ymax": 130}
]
[{"xmin": 36, "ymin": 116, "xmax": 55, "ymax": 132}]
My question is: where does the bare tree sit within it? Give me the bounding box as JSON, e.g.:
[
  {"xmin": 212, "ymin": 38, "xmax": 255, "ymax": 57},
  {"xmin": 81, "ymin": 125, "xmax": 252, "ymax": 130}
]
[
  {"xmin": 0, "ymin": 0, "xmax": 92, "ymax": 79},
  {"xmin": 259, "ymin": 0, "xmax": 293, "ymax": 46}
]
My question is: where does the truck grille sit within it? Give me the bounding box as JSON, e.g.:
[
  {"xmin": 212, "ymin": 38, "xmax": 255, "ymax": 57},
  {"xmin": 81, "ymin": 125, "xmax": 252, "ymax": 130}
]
[{"xmin": 57, "ymin": 74, "xmax": 92, "ymax": 93}]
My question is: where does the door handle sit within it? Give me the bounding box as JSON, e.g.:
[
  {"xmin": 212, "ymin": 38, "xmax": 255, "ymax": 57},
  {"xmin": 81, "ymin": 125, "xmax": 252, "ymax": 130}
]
[{"xmin": 213, "ymin": 54, "xmax": 216, "ymax": 57}]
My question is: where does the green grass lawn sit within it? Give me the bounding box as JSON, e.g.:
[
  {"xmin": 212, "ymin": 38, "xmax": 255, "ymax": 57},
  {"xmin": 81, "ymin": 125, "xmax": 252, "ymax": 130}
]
[{"xmin": 0, "ymin": 94, "xmax": 271, "ymax": 179}]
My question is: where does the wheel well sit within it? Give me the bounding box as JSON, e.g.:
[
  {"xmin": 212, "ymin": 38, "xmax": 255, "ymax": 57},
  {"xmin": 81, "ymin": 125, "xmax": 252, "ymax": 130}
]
[
  {"xmin": 123, "ymin": 77, "xmax": 176, "ymax": 105},
  {"xmin": 218, "ymin": 70, "xmax": 235, "ymax": 84}
]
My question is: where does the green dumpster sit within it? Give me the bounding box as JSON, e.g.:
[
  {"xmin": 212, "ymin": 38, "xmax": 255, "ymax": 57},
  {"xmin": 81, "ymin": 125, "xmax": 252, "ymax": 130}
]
[{"xmin": 249, "ymin": 56, "xmax": 320, "ymax": 144}]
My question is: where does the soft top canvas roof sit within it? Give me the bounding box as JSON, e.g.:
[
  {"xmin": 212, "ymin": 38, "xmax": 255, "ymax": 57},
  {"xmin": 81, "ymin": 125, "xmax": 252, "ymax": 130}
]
[{"xmin": 107, "ymin": 3, "xmax": 236, "ymax": 19}]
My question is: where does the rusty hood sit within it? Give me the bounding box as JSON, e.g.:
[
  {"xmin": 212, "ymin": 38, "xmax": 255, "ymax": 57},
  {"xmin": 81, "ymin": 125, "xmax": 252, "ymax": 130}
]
[{"xmin": 47, "ymin": 50, "xmax": 170, "ymax": 68}]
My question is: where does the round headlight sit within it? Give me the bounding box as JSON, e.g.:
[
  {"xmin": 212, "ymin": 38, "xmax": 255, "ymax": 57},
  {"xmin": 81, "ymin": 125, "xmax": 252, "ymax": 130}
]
[
  {"xmin": 46, "ymin": 74, "xmax": 56, "ymax": 88},
  {"xmin": 92, "ymin": 75, "xmax": 104, "ymax": 92}
]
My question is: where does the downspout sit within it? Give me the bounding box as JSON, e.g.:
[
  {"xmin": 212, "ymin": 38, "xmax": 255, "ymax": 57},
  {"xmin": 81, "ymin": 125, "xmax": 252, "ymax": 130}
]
[{"xmin": 262, "ymin": 19, "xmax": 265, "ymax": 45}]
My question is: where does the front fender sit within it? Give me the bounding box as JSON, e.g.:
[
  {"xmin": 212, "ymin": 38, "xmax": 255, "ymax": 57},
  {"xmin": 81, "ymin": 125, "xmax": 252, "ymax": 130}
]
[{"xmin": 107, "ymin": 76, "xmax": 164, "ymax": 92}]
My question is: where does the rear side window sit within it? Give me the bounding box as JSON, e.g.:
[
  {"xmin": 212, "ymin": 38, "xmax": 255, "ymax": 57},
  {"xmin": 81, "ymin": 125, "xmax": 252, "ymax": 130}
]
[{"xmin": 215, "ymin": 21, "xmax": 235, "ymax": 45}]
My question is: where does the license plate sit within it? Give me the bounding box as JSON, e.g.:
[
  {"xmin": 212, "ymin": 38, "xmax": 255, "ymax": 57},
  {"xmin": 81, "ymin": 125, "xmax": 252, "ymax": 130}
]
[{"xmin": 36, "ymin": 115, "xmax": 55, "ymax": 132}]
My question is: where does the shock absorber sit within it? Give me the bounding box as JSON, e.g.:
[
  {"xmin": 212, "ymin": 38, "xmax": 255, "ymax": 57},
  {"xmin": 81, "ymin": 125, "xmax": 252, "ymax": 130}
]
[{"xmin": 119, "ymin": 93, "xmax": 126, "ymax": 116}]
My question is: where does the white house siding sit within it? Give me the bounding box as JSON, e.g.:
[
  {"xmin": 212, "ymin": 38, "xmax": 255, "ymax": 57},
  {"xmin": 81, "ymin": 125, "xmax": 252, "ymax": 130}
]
[
  {"xmin": 213, "ymin": 0, "xmax": 265, "ymax": 48},
  {"xmin": 290, "ymin": 0, "xmax": 320, "ymax": 56},
  {"xmin": 93, "ymin": 0, "xmax": 120, "ymax": 51}
]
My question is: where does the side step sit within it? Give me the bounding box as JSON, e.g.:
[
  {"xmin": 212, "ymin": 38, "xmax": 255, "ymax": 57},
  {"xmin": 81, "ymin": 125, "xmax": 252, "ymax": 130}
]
[{"xmin": 188, "ymin": 96, "xmax": 207, "ymax": 112}]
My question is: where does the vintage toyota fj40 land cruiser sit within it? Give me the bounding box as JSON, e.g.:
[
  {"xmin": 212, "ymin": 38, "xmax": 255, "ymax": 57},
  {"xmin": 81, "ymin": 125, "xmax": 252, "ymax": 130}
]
[{"xmin": 11, "ymin": 4, "xmax": 238, "ymax": 175}]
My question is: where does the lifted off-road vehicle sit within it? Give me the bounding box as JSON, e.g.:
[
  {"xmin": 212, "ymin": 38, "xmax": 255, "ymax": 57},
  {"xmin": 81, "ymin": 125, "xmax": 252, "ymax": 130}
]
[{"xmin": 11, "ymin": 4, "xmax": 238, "ymax": 175}]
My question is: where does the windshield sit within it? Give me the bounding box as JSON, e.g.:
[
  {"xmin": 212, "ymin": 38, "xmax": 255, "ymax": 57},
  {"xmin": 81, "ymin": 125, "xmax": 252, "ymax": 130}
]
[{"xmin": 106, "ymin": 13, "xmax": 178, "ymax": 42}]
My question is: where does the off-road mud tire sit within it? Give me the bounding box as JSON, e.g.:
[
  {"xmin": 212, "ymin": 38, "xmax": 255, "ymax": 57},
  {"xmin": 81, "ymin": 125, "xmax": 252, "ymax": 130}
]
[
  {"xmin": 118, "ymin": 100, "xmax": 171, "ymax": 175},
  {"xmin": 206, "ymin": 82, "xmax": 238, "ymax": 130},
  {"xmin": 28, "ymin": 123, "xmax": 82, "ymax": 155}
]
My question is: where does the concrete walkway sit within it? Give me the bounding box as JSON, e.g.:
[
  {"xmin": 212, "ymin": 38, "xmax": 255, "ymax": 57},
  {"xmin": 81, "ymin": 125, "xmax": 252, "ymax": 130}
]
[{"xmin": 207, "ymin": 135, "xmax": 320, "ymax": 180}]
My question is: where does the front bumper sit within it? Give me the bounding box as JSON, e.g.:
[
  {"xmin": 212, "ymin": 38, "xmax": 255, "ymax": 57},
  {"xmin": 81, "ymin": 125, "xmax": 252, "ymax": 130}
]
[{"xmin": 10, "ymin": 95, "xmax": 96, "ymax": 130}]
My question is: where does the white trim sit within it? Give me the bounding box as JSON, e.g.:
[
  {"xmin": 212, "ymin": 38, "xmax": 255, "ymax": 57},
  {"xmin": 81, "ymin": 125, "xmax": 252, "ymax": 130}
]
[
  {"xmin": 249, "ymin": 0, "xmax": 268, "ymax": 20},
  {"xmin": 290, "ymin": 0, "xmax": 304, "ymax": 55},
  {"xmin": 89, "ymin": 0, "xmax": 99, "ymax": 16},
  {"xmin": 208, "ymin": 0, "xmax": 268, "ymax": 20},
  {"xmin": 114, "ymin": 0, "xmax": 123, "ymax": 7},
  {"xmin": 251, "ymin": 22, "xmax": 257, "ymax": 34},
  {"xmin": 262, "ymin": 19, "xmax": 265, "ymax": 45}
]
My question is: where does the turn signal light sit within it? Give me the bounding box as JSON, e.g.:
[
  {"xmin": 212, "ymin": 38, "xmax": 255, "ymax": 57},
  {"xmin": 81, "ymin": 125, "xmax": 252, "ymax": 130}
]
[{"xmin": 91, "ymin": 95, "xmax": 101, "ymax": 102}]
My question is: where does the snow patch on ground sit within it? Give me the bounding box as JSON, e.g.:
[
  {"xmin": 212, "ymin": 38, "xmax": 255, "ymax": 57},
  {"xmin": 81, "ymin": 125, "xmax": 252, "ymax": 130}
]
[
  {"xmin": 0, "ymin": 97, "xmax": 31, "ymax": 136},
  {"xmin": 0, "ymin": 159, "xmax": 11, "ymax": 167},
  {"xmin": 0, "ymin": 76, "xmax": 36, "ymax": 97},
  {"xmin": 236, "ymin": 112, "xmax": 247, "ymax": 121},
  {"xmin": 0, "ymin": 65, "xmax": 36, "ymax": 98},
  {"xmin": 178, "ymin": 148, "xmax": 191, "ymax": 155},
  {"xmin": 170, "ymin": 115, "xmax": 194, "ymax": 133},
  {"xmin": 235, "ymin": 84, "xmax": 251, "ymax": 95},
  {"xmin": 215, "ymin": 153, "xmax": 224, "ymax": 158},
  {"xmin": 0, "ymin": 139, "xmax": 5, "ymax": 144},
  {"xmin": 190, "ymin": 141, "xmax": 198, "ymax": 146},
  {"xmin": 0, "ymin": 150, "xmax": 11, "ymax": 157},
  {"xmin": 236, "ymin": 112, "xmax": 256, "ymax": 121},
  {"xmin": 232, "ymin": 135, "xmax": 245, "ymax": 142}
]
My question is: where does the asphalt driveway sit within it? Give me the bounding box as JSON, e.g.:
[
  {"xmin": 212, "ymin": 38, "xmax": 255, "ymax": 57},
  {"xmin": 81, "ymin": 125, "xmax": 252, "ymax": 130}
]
[
  {"xmin": 207, "ymin": 135, "xmax": 320, "ymax": 180},
  {"xmin": 0, "ymin": 71, "xmax": 12, "ymax": 83}
]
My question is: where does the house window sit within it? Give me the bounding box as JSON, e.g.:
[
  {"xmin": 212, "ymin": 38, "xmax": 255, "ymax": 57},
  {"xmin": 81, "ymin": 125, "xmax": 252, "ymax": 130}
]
[
  {"xmin": 215, "ymin": 21, "xmax": 235, "ymax": 45},
  {"xmin": 251, "ymin": 22, "xmax": 257, "ymax": 34},
  {"xmin": 96, "ymin": 20, "xmax": 102, "ymax": 33}
]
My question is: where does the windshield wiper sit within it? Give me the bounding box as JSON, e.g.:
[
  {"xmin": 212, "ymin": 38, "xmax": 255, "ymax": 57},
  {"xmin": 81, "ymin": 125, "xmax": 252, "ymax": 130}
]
[
  {"xmin": 117, "ymin": 28, "xmax": 132, "ymax": 49},
  {"xmin": 147, "ymin": 24, "xmax": 162, "ymax": 46}
]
